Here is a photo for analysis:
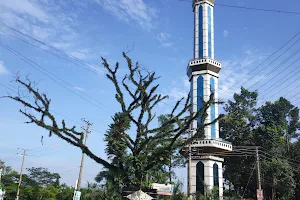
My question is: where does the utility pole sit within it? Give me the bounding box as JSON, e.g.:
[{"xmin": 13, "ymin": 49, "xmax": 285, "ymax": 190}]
[
  {"xmin": 256, "ymin": 147, "xmax": 264, "ymax": 200},
  {"xmin": 188, "ymin": 129, "xmax": 192, "ymax": 200},
  {"xmin": 16, "ymin": 149, "xmax": 26, "ymax": 200},
  {"xmin": 73, "ymin": 119, "xmax": 92, "ymax": 200},
  {"xmin": 256, "ymin": 147, "xmax": 262, "ymax": 190}
]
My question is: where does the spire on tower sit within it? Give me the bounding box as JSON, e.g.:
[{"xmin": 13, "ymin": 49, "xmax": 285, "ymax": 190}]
[{"xmin": 193, "ymin": 0, "xmax": 215, "ymax": 60}]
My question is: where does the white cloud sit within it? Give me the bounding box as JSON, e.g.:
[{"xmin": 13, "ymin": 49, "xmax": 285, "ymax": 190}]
[
  {"xmin": 70, "ymin": 48, "xmax": 109, "ymax": 61},
  {"xmin": 162, "ymin": 77, "xmax": 190, "ymax": 104},
  {"xmin": 156, "ymin": 32, "xmax": 170, "ymax": 42},
  {"xmin": 162, "ymin": 42, "xmax": 173, "ymax": 47},
  {"xmin": 0, "ymin": 0, "xmax": 109, "ymax": 72},
  {"xmin": 223, "ymin": 30, "xmax": 229, "ymax": 38},
  {"xmin": 0, "ymin": 0, "xmax": 49, "ymax": 23},
  {"xmin": 0, "ymin": 1, "xmax": 70, "ymax": 42},
  {"xmin": 0, "ymin": 61, "xmax": 9, "ymax": 75},
  {"xmin": 96, "ymin": 0, "xmax": 157, "ymax": 29},
  {"xmin": 74, "ymin": 86, "xmax": 86, "ymax": 92},
  {"xmin": 70, "ymin": 49, "xmax": 94, "ymax": 60},
  {"xmin": 156, "ymin": 32, "xmax": 174, "ymax": 48},
  {"xmin": 219, "ymin": 48, "xmax": 266, "ymax": 100}
]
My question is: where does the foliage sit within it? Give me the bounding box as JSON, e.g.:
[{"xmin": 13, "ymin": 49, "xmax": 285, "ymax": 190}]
[
  {"xmin": 0, "ymin": 160, "xmax": 120, "ymax": 200},
  {"xmin": 220, "ymin": 87, "xmax": 300, "ymax": 199},
  {"xmin": 27, "ymin": 167, "xmax": 60, "ymax": 188}
]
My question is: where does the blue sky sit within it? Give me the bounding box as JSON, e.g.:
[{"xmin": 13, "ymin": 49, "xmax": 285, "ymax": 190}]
[{"xmin": 1, "ymin": 0, "xmax": 300, "ymax": 189}]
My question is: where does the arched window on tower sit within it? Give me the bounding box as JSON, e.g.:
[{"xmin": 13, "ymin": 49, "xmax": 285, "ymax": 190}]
[
  {"xmin": 196, "ymin": 161, "xmax": 204, "ymax": 194},
  {"xmin": 197, "ymin": 76, "xmax": 204, "ymax": 128},
  {"xmin": 213, "ymin": 163, "xmax": 219, "ymax": 188}
]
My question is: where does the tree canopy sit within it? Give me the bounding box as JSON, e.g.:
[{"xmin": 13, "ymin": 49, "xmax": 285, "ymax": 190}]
[{"xmin": 220, "ymin": 87, "xmax": 300, "ymax": 199}]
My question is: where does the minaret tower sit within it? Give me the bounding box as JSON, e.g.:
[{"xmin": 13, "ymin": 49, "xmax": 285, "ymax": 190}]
[{"xmin": 185, "ymin": 0, "xmax": 232, "ymax": 198}]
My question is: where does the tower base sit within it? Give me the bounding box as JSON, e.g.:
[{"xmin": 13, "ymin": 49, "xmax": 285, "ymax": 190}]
[{"xmin": 188, "ymin": 156, "xmax": 224, "ymax": 199}]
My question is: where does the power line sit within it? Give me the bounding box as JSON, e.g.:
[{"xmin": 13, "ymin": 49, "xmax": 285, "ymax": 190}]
[
  {"xmin": 0, "ymin": 22, "xmax": 107, "ymax": 77},
  {"xmin": 1, "ymin": 153, "xmax": 19, "ymax": 162},
  {"xmin": 0, "ymin": 41, "xmax": 114, "ymax": 114},
  {"xmin": 27, "ymin": 148, "xmax": 64, "ymax": 157},
  {"xmin": 259, "ymin": 148, "xmax": 300, "ymax": 169},
  {"xmin": 28, "ymin": 144, "xmax": 59, "ymax": 152},
  {"xmin": 242, "ymin": 163, "xmax": 256, "ymax": 198},
  {"xmin": 259, "ymin": 60, "xmax": 300, "ymax": 100},
  {"xmin": 227, "ymin": 34, "xmax": 300, "ymax": 96},
  {"xmin": 175, "ymin": 0, "xmax": 300, "ymax": 15},
  {"xmin": 247, "ymin": 47, "xmax": 300, "ymax": 91},
  {"xmin": 0, "ymin": 22, "xmax": 179, "ymax": 110},
  {"xmin": 215, "ymin": 3, "xmax": 300, "ymax": 15},
  {"xmin": 215, "ymin": 31, "xmax": 300, "ymax": 97},
  {"xmin": 60, "ymin": 166, "xmax": 80, "ymax": 175},
  {"xmin": 0, "ymin": 28, "xmax": 106, "ymax": 77},
  {"xmin": 0, "ymin": 83, "xmax": 106, "ymax": 135},
  {"xmin": 268, "ymin": 80, "xmax": 300, "ymax": 104},
  {"xmin": 175, "ymin": 0, "xmax": 300, "ymax": 103},
  {"xmin": 27, "ymin": 144, "xmax": 61, "ymax": 153}
]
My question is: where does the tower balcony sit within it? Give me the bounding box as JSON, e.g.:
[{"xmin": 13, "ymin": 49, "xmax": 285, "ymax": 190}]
[
  {"xmin": 180, "ymin": 138, "xmax": 232, "ymax": 155},
  {"xmin": 187, "ymin": 57, "xmax": 222, "ymax": 78}
]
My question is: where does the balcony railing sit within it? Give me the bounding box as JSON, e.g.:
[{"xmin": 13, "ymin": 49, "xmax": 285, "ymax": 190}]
[
  {"xmin": 189, "ymin": 57, "xmax": 221, "ymax": 67},
  {"xmin": 188, "ymin": 138, "xmax": 233, "ymax": 151}
]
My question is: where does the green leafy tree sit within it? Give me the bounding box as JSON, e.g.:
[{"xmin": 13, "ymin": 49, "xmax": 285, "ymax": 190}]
[
  {"xmin": 290, "ymin": 140, "xmax": 300, "ymax": 200},
  {"xmin": 56, "ymin": 183, "xmax": 74, "ymax": 200},
  {"xmin": 220, "ymin": 88, "xmax": 299, "ymax": 199},
  {"xmin": 27, "ymin": 167, "xmax": 60, "ymax": 188},
  {"xmin": 220, "ymin": 87, "xmax": 258, "ymax": 197},
  {"xmin": 0, "ymin": 161, "xmax": 19, "ymax": 200}
]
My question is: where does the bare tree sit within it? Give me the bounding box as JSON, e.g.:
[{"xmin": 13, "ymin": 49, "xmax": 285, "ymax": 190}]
[{"xmin": 3, "ymin": 52, "xmax": 223, "ymax": 187}]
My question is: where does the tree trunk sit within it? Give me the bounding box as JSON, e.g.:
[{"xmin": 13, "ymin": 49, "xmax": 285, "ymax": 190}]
[{"xmin": 272, "ymin": 176, "xmax": 276, "ymax": 200}]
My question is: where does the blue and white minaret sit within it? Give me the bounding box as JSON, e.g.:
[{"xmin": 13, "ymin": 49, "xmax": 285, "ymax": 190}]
[{"xmin": 185, "ymin": 0, "xmax": 232, "ymax": 198}]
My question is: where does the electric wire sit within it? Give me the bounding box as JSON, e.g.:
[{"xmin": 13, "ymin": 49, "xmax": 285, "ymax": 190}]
[
  {"xmin": 259, "ymin": 61, "xmax": 300, "ymax": 100},
  {"xmin": 1, "ymin": 153, "xmax": 19, "ymax": 162},
  {"xmin": 27, "ymin": 145, "xmax": 61, "ymax": 154},
  {"xmin": 175, "ymin": 0, "xmax": 300, "ymax": 101},
  {"xmin": 27, "ymin": 147, "xmax": 64, "ymax": 157},
  {"xmin": 241, "ymin": 163, "xmax": 256, "ymax": 198},
  {"xmin": 0, "ymin": 28, "xmax": 106, "ymax": 77},
  {"xmin": 230, "ymin": 36, "xmax": 300, "ymax": 95},
  {"xmin": 4, "ymin": 6, "xmax": 300, "ymax": 111},
  {"xmin": 0, "ymin": 83, "xmax": 106, "ymax": 135},
  {"xmin": 60, "ymin": 166, "xmax": 80, "ymax": 175},
  {"xmin": 0, "ymin": 22, "xmax": 183, "ymax": 110},
  {"xmin": 259, "ymin": 148, "xmax": 300, "ymax": 170},
  {"xmin": 0, "ymin": 22, "xmax": 108, "ymax": 76},
  {"xmin": 0, "ymin": 24, "xmax": 180, "ymax": 113},
  {"xmin": 0, "ymin": 41, "xmax": 114, "ymax": 114},
  {"xmin": 175, "ymin": 0, "xmax": 300, "ymax": 15},
  {"xmin": 247, "ymin": 47, "xmax": 300, "ymax": 91}
]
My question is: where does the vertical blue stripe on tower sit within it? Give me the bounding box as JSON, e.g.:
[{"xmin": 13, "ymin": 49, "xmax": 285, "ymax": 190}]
[
  {"xmin": 208, "ymin": 6, "xmax": 212, "ymax": 58},
  {"xmin": 198, "ymin": 5, "xmax": 203, "ymax": 59},
  {"xmin": 197, "ymin": 76, "xmax": 204, "ymax": 127},
  {"xmin": 190, "ymin": 80, "xmax": 193, "ymax": 112},
  {"xmin": 194, "ymin": 11, "xmax": 196, "ymax": 58},
  {"xmin": 210, "ymin": 77, "xmax": 216, "ymax": 138}
]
